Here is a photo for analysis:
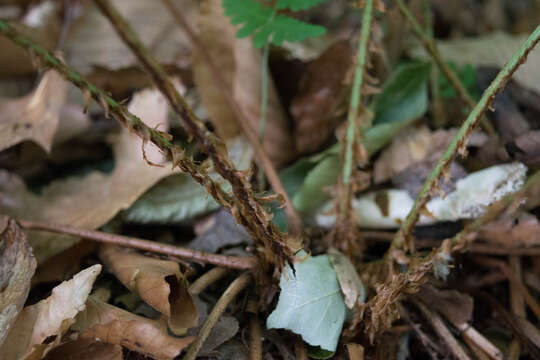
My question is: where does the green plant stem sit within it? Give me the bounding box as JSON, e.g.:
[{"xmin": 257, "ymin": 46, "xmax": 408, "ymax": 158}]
[
  {"xmin": 93, "ymin": 0, "xmax": 293, "ymax": 268},
  {"xmin": 391, "ymin": 24, "xmax": 540, "ymax": 252},
  {"xmin": 257, "ymin": 41, "xmax": 271, "ymax": 192},
  {"xmin": 184, "ymin": 273, "xmax": 251, "ymax": 360},
  {"xmin": 395, "ymin": 0, "xmax": 495, "ymax": 135},
  {"xmin": 339, "ymin": 0, "xmax": 373, "ymax": 214}
]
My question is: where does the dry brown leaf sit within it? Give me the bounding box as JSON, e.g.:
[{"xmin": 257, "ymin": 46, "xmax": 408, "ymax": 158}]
[
  {"xmin": 417, "ymin": 285, "xmax": 473, "ymax": 326},
  {"xmin": 0, "ymin": 88, "xmax": 176, "ymax": 263},
  {"xmin": 193, "ymin": 0, "xmax": 293, "ymax": 166},
  {"xmin": 43, "ymin": 339, "xmax": 122, "ymax": 360},
  {"xmin": 346, "ymin": 343, "xmax": 365, "ymax": 360},
  {"xmin": 0, "ymin": 70, "xmax": 68, "ymax": 152},
  {"xmin": 0, "ymin": 216, "xmax": 36, "ymax": 346},
  {"xmin": 73, "ymin": 297, "xmax": 193, "ymax": 360},
  {"xmin": 0, "ymin": 265, "xmax": 101, "ymax": 360},
  {"xmin": 479, "ymin": 212, "xmax": 540, "ymax": 248},
  {"xmin": 328, "ymin": 248, "xmax": 365, "ymax": 309},
  {"xmin": 64, "ymin": 0, "xmax": 197, "ymax": 74},
  {"xmin": 99, "ymin": 245, "xmax": 198, "ymax": 334},
  {"xmin": 290, "ymin": 40, "xmax": 353, "ymax": 154}
]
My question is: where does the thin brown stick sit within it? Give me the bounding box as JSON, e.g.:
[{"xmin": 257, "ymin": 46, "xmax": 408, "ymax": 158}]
[
  {"xmin": 160, "ymin": 0, "xmax": 302, "ymax": 235},
  {"xmin": 508, "ymin": 256, "xmax": 525, "ymax": 360},
  {"xmin": 18, "ymin": 219, "xmax": 255, "ymax": 270},
  {"xmin": 248, "ymin": 302, "xmax": 263, "ymax": 360},
  {"xmin": 413, "ymin": 299, "xmax": 471, "ymax": 360},
  {"xmin": 189, "ymin": 267, "xmax": 231, "ymax": 296},
  {"xmin": 294, "ymin": 336, "xmax": 308, "ymax": 360},
  {"xmin": 475, "ymin": 257, "xmax": 540, "ymax": 322},
  {"xmin": 184, "ymin": 272, "xmax": 252, "ymax": 360},
  {"xmin": 93, "ymin": 0, "xmax": 294, "ymax": 269}
]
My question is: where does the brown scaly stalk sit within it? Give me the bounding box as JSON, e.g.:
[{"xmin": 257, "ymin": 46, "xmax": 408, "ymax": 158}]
[
  {"xmin": 361, "ymin": 170, "xmax": 540, "ymax": 338},
  {"xmin": 159, "ymin": 0, "xmax": 302, "ymax": 235},
  {"xmin": 93, "ymin": 0, "xmax": 294, "ymax": 269},
  {"xmin": 17, "ymin": 219, "xmax": 255, "ymax": 270},
  {"xmin": 395, "ymin": 0, "xmax": 495, "ymax": 135},
  {"xmin": 389, "ymin": 24, "xmax": 540, "ymax": 254}
]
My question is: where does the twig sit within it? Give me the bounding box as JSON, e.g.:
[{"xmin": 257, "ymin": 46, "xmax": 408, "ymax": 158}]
[
  {"xmin": 184, "ymin": 272, "xmax": 252, "ymax": 360},
  {"xmin": 395, "ymin": 0, "xmax": 495, "ymax": 135},
  {"xmin": 92, "ymin": 0, "xmax": 294, "ymax": 268},
  {"xmin": 508, "ymin": 256, "xmax": 525, "ymax": 360},
  {"xmin": 390, "ymin": 24, "xmax": 540, "ymax": 253},
  {"xmin": 189, "ymin": 267, "xmax": 231, "ymax": 296},
  {"xmin": 248, "ymin": 300, "xmax": 263, "ymax": 360},
  {"xmin": 412, "ymin": 299, "xmax": 471, "ymax": 360},
  {"xmin": 294, "ymin": 336, "xmax": 308, "ymax": 360},
  {"xmin": 18, "ymin": 219, "xmax": 255, "ymax": 270},
  {"xmin": 159, "ymin": 0, "xmax": 302, "ymax": 234}
]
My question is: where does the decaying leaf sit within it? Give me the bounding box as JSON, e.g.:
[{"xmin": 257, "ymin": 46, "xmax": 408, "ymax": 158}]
[
  {"xmin": 267, "ymin": 251, "xmax": 346, "ymax": 352},
  {"xmin": 316, "ymin": 163, "xmax": 527, "ymax": 228},
  {"xmin": 290, "ymin": 40, "xmax": 353, "ymax": 154},
  {"xmin": 99, "ymin": 245, "xmax": 198, "ymax": 334},
  {"xmin": 43, "ymin": 339, "xmax": 122, "ymax": 360},
  {"xmin": 328, "ymin": 248, "xmax": 365, "ymax": 309},
  {"xmin": 479, "ymin": 212, "xmax": 540, "ymax": 248},
  {"xmin": 0, "ymin": 69, "xmax": 68, "ymax": 152},
  {"xmin": 194, "ymin": 0, "xmax": 293, "ymax": 166},
  {"xmin": 0, "ymin": 216, "xmax": 36, "ymax": 346},
  {"xmin": 0, "ymin": 265, "xmax": 101, "ymax": 360},
  {"xmin": 72, "ymin": 297, "xmax": 193, "ymax": 360},
  {"xmin": 64, "ymin": 0, "xmax": 197, "ymax": 74},
  {"xmin": 0, "ymin": 88, "xmax": 176, "ymax": 262}
]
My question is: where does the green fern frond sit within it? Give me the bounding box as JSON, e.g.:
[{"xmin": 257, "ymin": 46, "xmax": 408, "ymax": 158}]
[
  {"xmin": 276, "ymin": 0, "xmax": 326, "ymax": 11},
  {"xmin": 222, "ymin": 0, "xmax": 326, "ymax": 48}
]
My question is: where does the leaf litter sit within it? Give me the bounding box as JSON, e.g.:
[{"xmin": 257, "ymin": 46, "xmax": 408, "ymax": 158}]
[{"xmin": 0, "ymin": 0, "xmax": 540, "ymax": 359}]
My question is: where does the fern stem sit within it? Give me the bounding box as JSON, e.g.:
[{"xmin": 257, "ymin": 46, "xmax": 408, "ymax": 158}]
[
  {"xmin": 339, "ymin": 0, "xmax": 373, "ymax": 215},
  {"xmin": 391, "ymin": 24, "xmax": 540, "ymax": 253},
  {"xmin": 259, "ymin": 41, "xmax": 270, "ymax": 142},
  {"xmin": 395, "ymin": 0, "xmax": 495, "ymax": 135}
]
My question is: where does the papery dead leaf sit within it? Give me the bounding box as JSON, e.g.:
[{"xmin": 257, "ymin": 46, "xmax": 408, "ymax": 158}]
[
  {"xmin": 64, "ymin": 0, "xmax": 197, "ymax": 74},
  {"xmin": 194, "ymin": 0, "xmax": 293, "ymax": 166},
  {"xmin": 0, "ymin": 216, "xmax": 36, "ymax": 346},
  {"xmin": 99, "ymin": 245, "xmax": 197, "ymax": 334},
  {"xmin": 0, "ymin": 69, "xmax": 67, "ymax": 152},
  {"xmin": 479, "ymin": 212, "xmax": 540, "ymax": 248},
  {"xmin": 417, "ymin": 285, "xmax": 473, "ymax": 326},
  {"xmin": 43, "ymin": 339, "xmax": 122, "ymax": 360},
  {"xmin": 72, "ymin": 297, "xmax": 193, "ymax": 360},
  {"xmin": 328, "ymin": 248, "xmax": 365, "ymax": 309},
  {"xmin": 0, "ymin": 88, "xmax": 176, "ymax": 262},
  {"xmin": 0, "ymin": 265, "xmax": 101, "ymax": 360},
  {"xmin": 291, "ymin": 40, "xmax": 353, "ymax": 154}
]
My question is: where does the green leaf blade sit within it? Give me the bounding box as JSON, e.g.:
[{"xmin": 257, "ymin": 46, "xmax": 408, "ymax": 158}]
[{"xmin": 276, "ymin": 0, "xmax": 326, "ymax": 11}]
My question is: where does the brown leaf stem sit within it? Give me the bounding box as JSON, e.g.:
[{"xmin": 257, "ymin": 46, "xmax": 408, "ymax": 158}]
[
  {"xmin": 93, "ymin": 0, "xmax": 293, "ymax": 269},
  {"xmin": 17, "ymin": 219, "xmax": 255, "ymax": 270},
  {"xmin": 184, "ymin": 272, "xmax": 252, "ymax": 360},
  {"xmin": 160, "ymin": 0, "xmax": 302, "ymax": 235}
]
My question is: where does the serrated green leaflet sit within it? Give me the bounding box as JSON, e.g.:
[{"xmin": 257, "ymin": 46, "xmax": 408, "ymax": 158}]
[
  {"xmin": 222, "ymin": 0, "xmax": 326, "ymax": 48},
  {"xmin": 267, "ymin": 251, "xmax": 346, "ymax": 352},
  {"xmin": 276, "ymin": 0, "xmax": 326, "ymax": 11}
]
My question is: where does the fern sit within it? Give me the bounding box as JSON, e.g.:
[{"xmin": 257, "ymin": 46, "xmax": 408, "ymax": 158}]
[{"xmin": 222, "ymin": 0, "xmax": 326, "ymax": 48}]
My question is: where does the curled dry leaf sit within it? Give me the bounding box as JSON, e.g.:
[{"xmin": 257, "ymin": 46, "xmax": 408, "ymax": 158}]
[
  {"xmin": 99, "ymin": 245, "xmax": 197, "ymax": 334},
  {"xmin": 72, "ymin": 297, "xmax": 193, "ymax": 360},
  {"xmin": 0, "ymin": 216, "xmax": 36, "ymax": 346},
  {"xmin": 193, "ymin": 0, "xmax": 293, "ymax": 166},
  {"xmin": 0, "ymin": 69, "xmax": 68, "ymax": 153},
  {"xmin": 290, "ymin": 40, "xmax": 353, "ymax": 154},
  {"xmin": 43, "ymin": 339, "xmax": 122, "ymax": 360},
  {"xmin": 0, "ymin": 88, "xmax": 176, "ymax": 263},
  {"xmin": 328, "ymin": 248, "xmax": 365, "ymax": 309},
  {"xmin": 0, "ymin": 265, "xmax": 101, "ymax": 360}
]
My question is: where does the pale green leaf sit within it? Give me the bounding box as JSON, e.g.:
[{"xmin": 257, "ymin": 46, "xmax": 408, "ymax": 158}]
[{"xmin": 267, "ymin": 252, "xmax": 346, "ymax": 352}]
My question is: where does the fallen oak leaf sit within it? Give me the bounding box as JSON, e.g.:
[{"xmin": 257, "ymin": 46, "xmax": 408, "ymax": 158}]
[
  {"xmin": 43, "ymin": 339, "xmax": 122, "ymax": 360},
  {"xmin": 72, "ymin": 297, "xmax": 193, "ymax": 360},
  {"xmin": 0, "ymin": 69, "xmax": 67, "ymax": 153},
  {"xmin": 99, "ymin": 245, "xmax": 198, "ymax": 334},
  {"xmin": 0, "ymin": 216, "xmax": 36, "ymax": 346},
  {"xmin": 0, "ymin": 265, "xmax": 101, "ymax": 360},
  {"xmin": 0, "ymin": 88, "xmax": 176, "ymax": 263}
]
